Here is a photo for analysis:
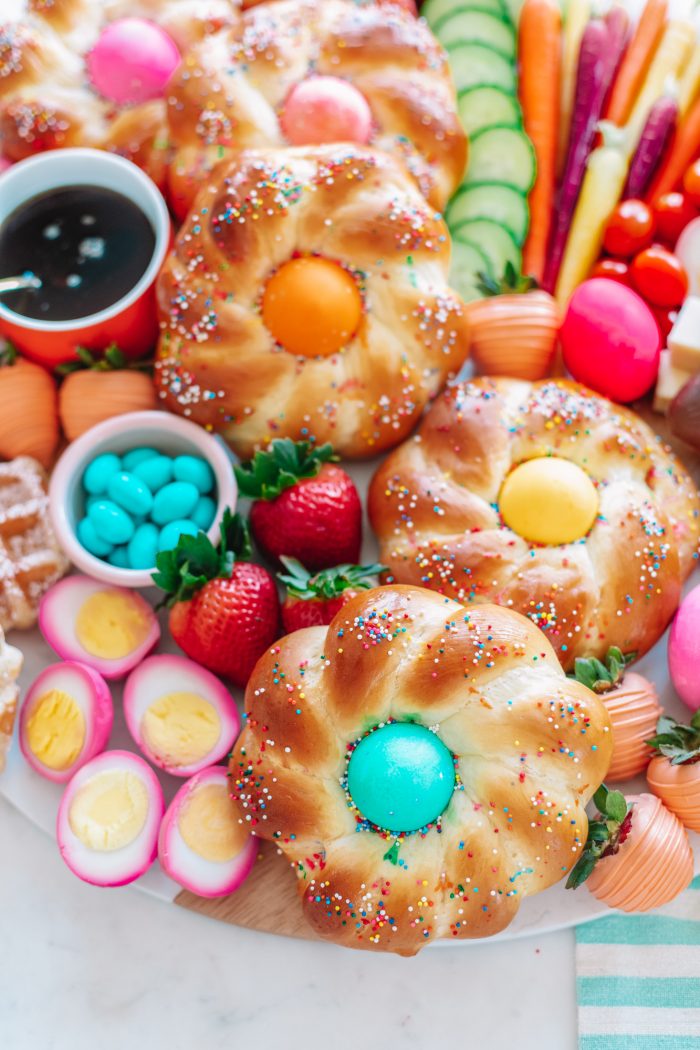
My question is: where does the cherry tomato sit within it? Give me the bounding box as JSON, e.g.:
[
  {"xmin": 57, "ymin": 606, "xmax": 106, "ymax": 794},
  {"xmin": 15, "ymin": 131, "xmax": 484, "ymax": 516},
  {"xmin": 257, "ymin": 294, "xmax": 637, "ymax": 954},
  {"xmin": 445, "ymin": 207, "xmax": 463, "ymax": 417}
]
[
  {"xmin": 590, "ymin": 259, "xmax": 632, "ymax": 285},
  {"xmin": 682, "ymin": 160, "xmax": 700, "ymax": 208},
  {"xmin": 652, "ymin": 306, "xmax": 679, "ymax": 341},
  {"xmin": 631, "ymin": 245, "xmax": 689, "ymax": 307},
  {"xmin": 653, "ymin": 192, "xmax": 698, "ymax": 246},
  {"xmin": 603, "ymin": 199, "xmax": 656, "ymax": 257}
]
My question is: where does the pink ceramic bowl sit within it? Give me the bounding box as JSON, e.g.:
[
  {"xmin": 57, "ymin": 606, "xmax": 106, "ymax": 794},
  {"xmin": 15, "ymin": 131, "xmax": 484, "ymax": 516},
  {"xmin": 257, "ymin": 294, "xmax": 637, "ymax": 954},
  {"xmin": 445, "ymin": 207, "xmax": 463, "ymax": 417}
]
[{"xmin": 49, "ymin": 411, "xmax": 237, "ymax": 588}]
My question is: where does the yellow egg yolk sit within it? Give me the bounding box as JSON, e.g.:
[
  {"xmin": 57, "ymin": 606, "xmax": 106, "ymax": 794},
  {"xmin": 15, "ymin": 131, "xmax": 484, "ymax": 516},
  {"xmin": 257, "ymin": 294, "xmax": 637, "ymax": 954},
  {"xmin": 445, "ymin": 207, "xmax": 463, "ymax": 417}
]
[
  {"xmin": 261, "ymin": 256, "xmax": 363, "ymax": 357},
  {"xmin": 68, "ymin": 770, "xmax": 148, "ymax": 851},
  {"xmin": 178, "ymin": 783, "xmax": 246, "ymax": 863},
  {"xmin": 75, "ymin": 590, "xmax": 150, "ymax": 661},
  {"xmin": 499, "ymin": 457, "xmax": 599, "ymax": 545},
  {"xmin": 141, "ymin": 692, "xmax": 220, "ymax": 768},
  {"xmin": 25, "ymin": 689, "xmax": 85, "ymax": 771}
]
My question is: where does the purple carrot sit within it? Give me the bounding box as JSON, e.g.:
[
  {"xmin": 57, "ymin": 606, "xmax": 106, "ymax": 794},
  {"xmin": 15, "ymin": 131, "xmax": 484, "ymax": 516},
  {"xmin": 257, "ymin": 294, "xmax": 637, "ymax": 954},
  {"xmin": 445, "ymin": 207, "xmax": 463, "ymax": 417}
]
[
  {"xmin": 624, "ymin": 93, "xmax": 678, "ymax": 199},
  {"xmin": 543, "ymin": 18, "xmax": 611, "ymax": 292},
  {"xmin": 603, "ymin": 5, "xmax": 631, "ymax": 107}
]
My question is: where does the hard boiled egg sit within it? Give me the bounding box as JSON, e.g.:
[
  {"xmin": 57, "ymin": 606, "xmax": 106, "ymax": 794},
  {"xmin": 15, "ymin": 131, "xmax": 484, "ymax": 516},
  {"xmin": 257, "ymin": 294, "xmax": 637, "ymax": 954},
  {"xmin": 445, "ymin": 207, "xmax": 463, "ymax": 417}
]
[
  {"xmin": 39, "ymin": 576, "xmax": 160, "ymax": 679},
  {"xmin": 158, "ymin": 766, "xmax": 257, "ymax": 898},
  {"xmin": 123, "ymin": 655, "xmax": 240, "ymax": 777},
  {"xmin": 19, "ymin": 661, "xmax": 113, "ymax": 783},
  {"xmin": 57, "ymin": 750, "xmax": 164, "ymax": 887}
]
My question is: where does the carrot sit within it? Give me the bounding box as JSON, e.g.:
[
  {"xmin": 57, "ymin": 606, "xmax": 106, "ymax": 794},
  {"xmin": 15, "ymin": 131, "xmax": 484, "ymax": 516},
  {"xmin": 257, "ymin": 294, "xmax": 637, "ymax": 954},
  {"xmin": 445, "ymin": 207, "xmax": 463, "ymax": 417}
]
[
  {"xmin": 519, "ymin": 0, "xmax": 561, "ymax": 282},
  {"xmin": 677, "ymin": 45, "xmax": 700, "ymax": 116},
  {"xmin": 625, "ymin": 18, "xmax": 695, "ymax": 157},
  {"xmin": 557, "ymin": 0, "xmax": 591, "ymax": 177},
  {"xmin": 605, "ymin": 0, "xmax": 668, "ymax": 126},
  {"xmin": 648, "ymin": 93, "xmax": 700, "ymax": 199}
]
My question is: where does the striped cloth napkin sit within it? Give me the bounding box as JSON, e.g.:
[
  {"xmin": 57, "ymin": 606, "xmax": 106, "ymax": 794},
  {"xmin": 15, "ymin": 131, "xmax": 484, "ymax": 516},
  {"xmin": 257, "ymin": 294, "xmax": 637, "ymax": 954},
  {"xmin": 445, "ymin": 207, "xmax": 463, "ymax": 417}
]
[{"xmin": 576, "ymin": 875, "xmax": 700, "ymax": 1049}]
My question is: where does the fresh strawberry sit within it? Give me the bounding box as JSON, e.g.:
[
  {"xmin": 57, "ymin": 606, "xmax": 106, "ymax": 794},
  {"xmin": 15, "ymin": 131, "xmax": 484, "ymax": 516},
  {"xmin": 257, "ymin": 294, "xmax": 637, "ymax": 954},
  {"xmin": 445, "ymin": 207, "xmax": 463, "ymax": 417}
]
[
  {"xmin": 152, "ymin": 510, "xmax": 280, "ymax": 688},
  {"xmin": 235, "ymin": 439, "xmax": 362, "ymax": 570},
  {"xmin": 278, "ymin": 557, "xmax": 385, "ymax": 634}
]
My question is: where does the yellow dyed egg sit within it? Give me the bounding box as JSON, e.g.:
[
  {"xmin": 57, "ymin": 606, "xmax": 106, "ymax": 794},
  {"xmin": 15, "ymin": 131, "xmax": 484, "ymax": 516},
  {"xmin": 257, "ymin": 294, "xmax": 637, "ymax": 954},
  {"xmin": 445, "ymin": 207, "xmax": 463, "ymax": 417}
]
[{"xmin": 499, "ymin": 457, "xmax": 598, "ymax": 545}]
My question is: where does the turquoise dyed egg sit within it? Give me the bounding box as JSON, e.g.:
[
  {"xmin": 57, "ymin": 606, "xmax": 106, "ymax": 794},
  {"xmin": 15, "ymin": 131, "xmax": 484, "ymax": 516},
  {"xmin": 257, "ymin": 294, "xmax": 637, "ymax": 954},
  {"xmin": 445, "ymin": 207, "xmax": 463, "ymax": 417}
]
[
  {"xmin": 173, "ymin": 455, "xmax": 214, "ymax": 494},
  {"xmin": 83, "ymin": 453, "xmax": 121, "ymax": 495},
  {"xmin": 77, "ymin": 517, "xmax": 113, "ymax": 557},
  {"xmin": 133, "ymin": 454, "xmax": 173, "ymax": 493},
  {"xmin": 346, "ymin": 723, "xmax": 455, "ymax": 833},
  {"xmin": 128, "ymin": 523, "xmax": 159, "ymax": 570},
  {"xmin": 158, "ymin": 519, "xmax": 199, "ymax": 552},
  {"xmin": 122, "ymin": 447, "xmax": 159, "ymax": 471},
  {"xmin": 191, "ymin": 495, "xmax": 216, "ymax": 531},
  {"xmin": 107, "ymin": 472, "xmax": 154, "ymax": 517},
  {"xmin": 88, "ymin": 500, "xmax": 135, "ymax": 545},
  {"xmin": 107, "ymin": 546, "xmax": 131, "ymax": 569},
  {"xmin": 152, "ymin": 481, "xmax": 199, "ymax": 525}
]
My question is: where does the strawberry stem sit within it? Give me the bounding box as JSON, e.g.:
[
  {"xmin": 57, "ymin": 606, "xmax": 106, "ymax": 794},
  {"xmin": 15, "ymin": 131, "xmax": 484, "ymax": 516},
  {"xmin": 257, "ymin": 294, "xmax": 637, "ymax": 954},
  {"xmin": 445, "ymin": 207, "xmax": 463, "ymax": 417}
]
[
  {"xmin": 566, "ymin": 784, "xmax": 632, "ymax": 890},
  {"xmin": 152, "ymin": 508, "xmax": 250, "ymax": 607},
  {"xmin": 570, "ymin": 646, "xmax": 636, "ymax": 694},
  {"xmin": 647, "ymin": 710, "xmax": 700, "ymax": 765},
  {"xmin": 234, "ymin": 439, "xmax": 337, "ymax": 501}
]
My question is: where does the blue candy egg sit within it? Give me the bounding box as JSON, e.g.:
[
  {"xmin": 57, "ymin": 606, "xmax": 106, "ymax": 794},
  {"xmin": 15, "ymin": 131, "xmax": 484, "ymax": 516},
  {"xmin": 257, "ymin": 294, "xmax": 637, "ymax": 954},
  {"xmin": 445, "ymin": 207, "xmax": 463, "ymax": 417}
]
[
  {"xmin": 77, "ymin": 516, "xmax": 113, "ymax": 557},
  {"xmin": 88, "ymin": 500, "xmax": 135, "ymax": 545},
  {"xmin": 122, "ymin": 447, "xmax": 159, "ymax": 471},
  {"xmin": 107, "ymin": 546, "xmax": 131, "ymax": 569},
  {"xmin": 152, "ymin": 481, "xmax": 199, "ymax": 525},
  {"xmin": 191, "ymin": 495, "xmax": 216, "ymax": 531},
  {"xmin": 173, "ymin": 455, "xmax": 215, "ymax": 495},
  {"xmin": 128, "ymin": 523, "xmax": 159, "ymax": 570},
  {"xmin": 158, "ymin": 519, "xmax": 200, "ymax": 552},
  {"xmin": 346, "ymin": 723, "xmax": 455, "ymax": 833},
  {"xmin": 133, "ymin": 454, "xmax": 173, "ymax": 493},
  {"xmin": 107, "ymin": 472, "xmax": 154, "ymax": 517},
  {"xmin": 83, "ymin": 453, "xmax": 121, "ymax": 495}
]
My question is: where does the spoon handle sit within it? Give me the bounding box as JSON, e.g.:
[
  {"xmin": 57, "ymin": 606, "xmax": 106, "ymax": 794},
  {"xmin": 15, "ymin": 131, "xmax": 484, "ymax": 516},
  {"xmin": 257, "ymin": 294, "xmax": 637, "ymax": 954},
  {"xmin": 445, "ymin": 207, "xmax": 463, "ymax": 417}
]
[{"xmin": 0, "ymin": 273, "xmax": 41, "ymax": 295}]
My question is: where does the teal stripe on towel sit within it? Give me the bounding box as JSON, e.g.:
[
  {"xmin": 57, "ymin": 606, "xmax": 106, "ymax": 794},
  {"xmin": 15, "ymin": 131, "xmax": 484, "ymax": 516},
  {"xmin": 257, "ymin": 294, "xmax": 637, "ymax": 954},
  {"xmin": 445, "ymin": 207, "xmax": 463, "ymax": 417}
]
[
  {"xmin": 581, "ymin": 1036, "xmax": 700, "ymax": 1050},
  {"xmin": 577, "ymin": 976, "xmax": 700, "ymax": 1007},
  {"xmin": 576, "ymin": 913, "xmax": 700, "ymax": 946}
]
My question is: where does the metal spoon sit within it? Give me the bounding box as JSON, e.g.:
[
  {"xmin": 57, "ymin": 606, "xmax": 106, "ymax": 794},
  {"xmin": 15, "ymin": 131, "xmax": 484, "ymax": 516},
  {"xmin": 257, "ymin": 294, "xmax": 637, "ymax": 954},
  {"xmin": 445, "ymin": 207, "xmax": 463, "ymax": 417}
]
[{"xmin": 0, "ymin": 273, "xmax": 42, "ymax": 295}]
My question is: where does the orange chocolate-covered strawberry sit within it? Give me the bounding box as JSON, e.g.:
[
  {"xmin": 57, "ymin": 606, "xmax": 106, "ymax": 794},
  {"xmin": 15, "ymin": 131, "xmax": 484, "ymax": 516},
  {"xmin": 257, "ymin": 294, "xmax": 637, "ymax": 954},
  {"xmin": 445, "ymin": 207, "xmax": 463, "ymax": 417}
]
[{"xmin": 646, "ymin": 711, "xmax": 700, "ymax": 831}]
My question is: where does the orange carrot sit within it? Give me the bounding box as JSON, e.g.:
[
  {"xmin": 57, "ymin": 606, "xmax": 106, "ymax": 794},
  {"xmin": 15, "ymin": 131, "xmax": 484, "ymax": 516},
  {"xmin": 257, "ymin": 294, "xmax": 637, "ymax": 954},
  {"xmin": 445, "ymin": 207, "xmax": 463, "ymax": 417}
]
[
  {"xmin": 519, "ymin": 0, "xmax": 562, "ymax": 282},
  {"xmin": 605, "ymin": 0, "xmax": 668, "ymax": 126},
  {"xmin": 648, "ymin": 93, "xmax": 700, "ymax": 199}
]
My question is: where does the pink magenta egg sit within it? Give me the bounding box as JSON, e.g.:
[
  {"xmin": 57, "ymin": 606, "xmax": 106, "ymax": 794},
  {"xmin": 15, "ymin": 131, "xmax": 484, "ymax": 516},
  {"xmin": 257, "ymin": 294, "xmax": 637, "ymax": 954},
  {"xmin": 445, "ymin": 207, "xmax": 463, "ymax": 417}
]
[
  {"xmin": 87, "ymin": 18, "xmax": 181, "ymax": 106},
  {"xmin": 280, "ymin": 76, "xmax": 373, "ymax": 146},
  {"xmin": 158, "ymin": 766, "xmax": 257, "ymax": 898},
  {"xmin": 560, "ymin": 278, "xmax": 661, "ymax": 402},
  {"xmin": 19, "ymin": 661, "xmax": 113, "ymax": 784},
  {"xmin": 669, "ymin": 585, "xmax": 700, "ymax": 711}
]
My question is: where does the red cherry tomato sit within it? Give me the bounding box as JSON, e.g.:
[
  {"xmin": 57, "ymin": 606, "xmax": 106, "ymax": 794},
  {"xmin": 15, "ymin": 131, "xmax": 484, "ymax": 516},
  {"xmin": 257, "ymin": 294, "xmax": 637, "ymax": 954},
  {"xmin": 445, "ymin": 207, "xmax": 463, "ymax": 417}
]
[
  {"xmin": 682, "ymin": 160, "xmax": 700, "ymax": 208},
  {"xmin": 631, "ymin": 245, "xmax": 689, "ymax": 307},
  {"xmin": 653, "ymin": 192, "xmax": 698, "ymax": 246},
  {"xmin": 590, "ymin": 259, "xmax": 632, "ymax": 285},
  {"xmin": 603, "ymin": 199, "xmax": 656, "ymax": 257}
]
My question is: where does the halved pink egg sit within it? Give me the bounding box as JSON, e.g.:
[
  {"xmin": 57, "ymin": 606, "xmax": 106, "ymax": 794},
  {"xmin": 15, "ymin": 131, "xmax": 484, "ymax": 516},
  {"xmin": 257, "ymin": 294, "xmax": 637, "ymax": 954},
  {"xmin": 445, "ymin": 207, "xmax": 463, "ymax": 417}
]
[
  {"xmin": 39, "ymin": 576, "xmax": 160, "ymax": 679},
  {"xmin": 123, "ymin": 655, "xmax": 240, "ymax": 777},
  {"xmin": 57, "ymin": 750, "xmax": 164, "ymax": 887},
  {"xmin": 158, "ymin": 766, "xmax": 257, "ymax": 898},
  {"xmin": 19, "ymin": 661, "xmax": 113, "ymax": 783}
]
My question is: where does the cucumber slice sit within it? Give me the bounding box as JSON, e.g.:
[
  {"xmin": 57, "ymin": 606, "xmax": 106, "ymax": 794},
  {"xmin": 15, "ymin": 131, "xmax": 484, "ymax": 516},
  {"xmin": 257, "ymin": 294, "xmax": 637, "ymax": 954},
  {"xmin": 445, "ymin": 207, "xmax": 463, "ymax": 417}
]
[
  {"xmin": 501, "ymin": 0, "xmax": 522, "ymax": 21},
  {"xmin": 436, "ymin": 10, "xmax": 516, "ymax": 58},
  {"xmin": 458, "ymin": 85, "xmax": 521, "ymax": 137},
  {"xmin": 466, "ymin": 125, "xmax": 536, "ymax": 193},
  {"xmin": 450, "ymin": 240, "xmax": 491, "ymax": 301},
  {"xmin": 422, "ymin": 0, "xmax": 509, "ymax": 26},
  {"xmin": 447, "ymin": 182, "xmax": 529, "ymax": 245},
  {"xmin": 448, "ymin": 42, "xmax": 516, "ymax": 94},
  {"xmin": 452, "ymin": 218, "xmax": 521, "ymax": 280}
]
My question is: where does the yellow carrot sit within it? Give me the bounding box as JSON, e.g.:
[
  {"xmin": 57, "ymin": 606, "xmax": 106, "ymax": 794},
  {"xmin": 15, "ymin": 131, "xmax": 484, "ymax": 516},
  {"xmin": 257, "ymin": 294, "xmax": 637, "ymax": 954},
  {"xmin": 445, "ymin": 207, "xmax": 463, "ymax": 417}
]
[
  {"xmin": 555, "ymin": 122, "xmax": 629, "ymax": 306},
  {"xmin": 677, "ymin": 40, "xmax": 700, "ymax": 116},
  {"xmin": 625, "ymin": 18, "xmax": 695, "ymax": 156},
  {"xmin": 557, "ymin": 0, "xmax": 591, "ymax": 177}
]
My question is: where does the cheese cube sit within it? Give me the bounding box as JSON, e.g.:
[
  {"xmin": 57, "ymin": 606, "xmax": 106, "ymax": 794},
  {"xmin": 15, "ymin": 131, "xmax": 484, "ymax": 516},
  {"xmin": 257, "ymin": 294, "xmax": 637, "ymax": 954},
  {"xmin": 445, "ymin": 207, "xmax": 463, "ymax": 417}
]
[
  {"xmin": 653, "ymin": 349, "xmax": 691, "ymax": 414},
  {"xmin": 668, "ymin": 296, "xmax": 700, "ymax": 373}
]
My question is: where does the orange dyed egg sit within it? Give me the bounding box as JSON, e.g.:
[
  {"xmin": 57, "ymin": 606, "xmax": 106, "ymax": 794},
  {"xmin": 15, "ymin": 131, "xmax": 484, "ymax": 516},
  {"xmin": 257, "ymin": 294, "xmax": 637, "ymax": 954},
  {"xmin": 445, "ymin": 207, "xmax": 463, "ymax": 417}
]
[
  {"xmin": 647, "ymin": 755, "xmax": 700, "ymax": 832},
  {"xmin": 261, "ymin": 257, "xmax": 362, "ymax": 358},
  {"xmin": 602, "ymin": 673, "xmax": 663, "ymax": 782},
  {"xmin": 586, "ymin": 793, "xmax": 694, "ymax": 912}
]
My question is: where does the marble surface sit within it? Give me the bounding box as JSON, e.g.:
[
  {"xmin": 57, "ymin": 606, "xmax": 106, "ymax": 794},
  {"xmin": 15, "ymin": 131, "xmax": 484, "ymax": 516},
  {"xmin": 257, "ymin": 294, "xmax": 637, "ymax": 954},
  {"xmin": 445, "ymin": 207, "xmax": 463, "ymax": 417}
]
[{"xmin": 1, "ymin": 796, "xmax": 577, "ymax": 1050}]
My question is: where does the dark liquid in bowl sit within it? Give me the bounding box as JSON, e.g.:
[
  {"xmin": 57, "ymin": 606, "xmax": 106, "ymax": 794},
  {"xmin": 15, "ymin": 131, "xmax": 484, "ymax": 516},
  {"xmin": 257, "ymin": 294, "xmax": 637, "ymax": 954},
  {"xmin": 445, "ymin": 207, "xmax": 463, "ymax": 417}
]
[{"xmin": 0, "ymin": 185, "xmax": 156, "ymax": 321}]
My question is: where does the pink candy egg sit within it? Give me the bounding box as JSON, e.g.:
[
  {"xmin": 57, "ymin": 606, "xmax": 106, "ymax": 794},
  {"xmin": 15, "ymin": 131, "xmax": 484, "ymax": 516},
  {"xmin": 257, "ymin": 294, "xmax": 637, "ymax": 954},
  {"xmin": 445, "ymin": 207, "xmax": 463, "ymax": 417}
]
[
  {"xmin": 281, "ymin": 76, "xmax": 373, "ymax": 147},
  {"xmin": 669, "ymin": 584, "xmax": 700, "ymax": 711},
  {"xmin": 560, "ymin": 278, "xmax": 661, "ymax": 402},
  {"xmin": 87, "ymin": 18, "xmax": 180, "ymax": 106}
]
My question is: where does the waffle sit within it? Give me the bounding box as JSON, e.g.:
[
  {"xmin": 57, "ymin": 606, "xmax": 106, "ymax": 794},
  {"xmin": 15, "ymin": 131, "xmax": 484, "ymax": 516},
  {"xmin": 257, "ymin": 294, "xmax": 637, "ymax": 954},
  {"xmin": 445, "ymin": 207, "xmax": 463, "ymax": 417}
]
[
  {"xmin": 0, "ymin": 457, "xmax": 69, "ymax": 631},
  {"xmin": 0, "ymin": 627, "xmax": 23, "ymax": 774}
]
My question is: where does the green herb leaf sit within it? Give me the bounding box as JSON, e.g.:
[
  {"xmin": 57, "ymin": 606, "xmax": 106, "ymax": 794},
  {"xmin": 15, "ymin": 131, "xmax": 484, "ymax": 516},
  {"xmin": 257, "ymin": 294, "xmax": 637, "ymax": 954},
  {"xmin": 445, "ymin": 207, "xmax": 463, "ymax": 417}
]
[{"xmin": 235, "ymin": 439, "xmax": 337, "ymax": 501}]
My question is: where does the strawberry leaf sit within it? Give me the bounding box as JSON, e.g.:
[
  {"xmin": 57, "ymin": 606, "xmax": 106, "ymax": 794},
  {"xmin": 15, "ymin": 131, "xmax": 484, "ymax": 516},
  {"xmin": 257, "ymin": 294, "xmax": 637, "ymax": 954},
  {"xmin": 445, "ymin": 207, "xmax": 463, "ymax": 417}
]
[
  {"xmin": 567, "ymin": 784, "xmax": 632, "ymax": 890},
  {"xmin": 476, "ymin": 261, "xmax": 539, "ymax": 298},
  {"xmin": 571, "ymin": 647, "xmax": 636, "ymax": 693},
  {"xmin": 646, "ymin": 711, "xmax": 700, "ymax": 765},
  {"xmin": 234, "ymin": 439, "xmax": 337, "ymax": 500},
  {"xmin": 278, "ymin": 557, "xmax": 385, "ymax": 600},
  {"xmin": 152, "ymin": 508, "xmax": 249, "ymax": 606},
  {"xmin": 605, "ymin": 790, "xmax": 628, "ymax": 823}
]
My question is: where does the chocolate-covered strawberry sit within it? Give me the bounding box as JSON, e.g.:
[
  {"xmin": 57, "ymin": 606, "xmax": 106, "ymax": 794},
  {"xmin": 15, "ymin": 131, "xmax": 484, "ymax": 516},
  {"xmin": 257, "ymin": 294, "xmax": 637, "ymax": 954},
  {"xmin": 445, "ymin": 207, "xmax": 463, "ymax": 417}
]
[{"xmin": 278, "ymin": 557, "xmax": 384, "ymax": 633}]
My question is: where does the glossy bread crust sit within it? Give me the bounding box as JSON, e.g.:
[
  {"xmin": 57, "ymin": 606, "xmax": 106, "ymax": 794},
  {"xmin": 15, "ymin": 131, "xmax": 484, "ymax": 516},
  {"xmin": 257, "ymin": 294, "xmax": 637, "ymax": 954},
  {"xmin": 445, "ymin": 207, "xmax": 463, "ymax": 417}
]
[
  {"xmin": 229, "ymin": 585, "xmax": 613, "ymax": 954},
  {"xmin": 369, "ymin": 378, "xmax": 700, "ymax": 669}
]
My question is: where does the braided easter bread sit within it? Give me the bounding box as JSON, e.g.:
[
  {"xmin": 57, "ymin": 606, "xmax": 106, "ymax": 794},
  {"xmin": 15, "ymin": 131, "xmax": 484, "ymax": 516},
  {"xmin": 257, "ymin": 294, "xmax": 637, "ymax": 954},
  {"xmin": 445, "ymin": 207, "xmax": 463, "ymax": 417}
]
[
  {"xmin": 230, "ymin": 585, "xmax": 612, "ymax": 955},
  {"xmin": 0, "ymin": 0, "xmax": 239, "ymax": 183},
  {"xmin": 166, "ymin": 0, "xmax": 466, "ymax": 216},
  {"xmin": 154, "ymin": 144, "xmax": 469, "ymax": 459},
  {"xmin": 369, "ymin": 378, "xmax": 700, "ymax": 670}
]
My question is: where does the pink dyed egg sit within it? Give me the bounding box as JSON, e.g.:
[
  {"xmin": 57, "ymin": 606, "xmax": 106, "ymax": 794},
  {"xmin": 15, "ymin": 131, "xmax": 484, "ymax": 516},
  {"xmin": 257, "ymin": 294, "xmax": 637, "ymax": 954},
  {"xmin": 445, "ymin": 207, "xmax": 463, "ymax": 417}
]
[
  {"xmin": 281, "ymin": 76, "xmax": 373, "ymax": 147},
  {"xmin": 87, "ymin": 18, "xmax": 180, "ymax": 106},
  {"xmin": 669, "ymin": 584, "xmax": 700, "ymax": 711}
]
